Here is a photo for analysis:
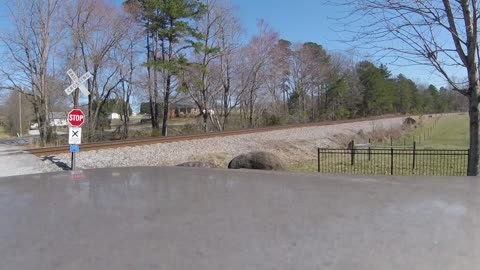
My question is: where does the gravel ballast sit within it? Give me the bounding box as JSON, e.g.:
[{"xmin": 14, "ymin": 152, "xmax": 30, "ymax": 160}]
[{"xmin": 42, "ymin": 117, "xmax": 410, "ymax": 172}]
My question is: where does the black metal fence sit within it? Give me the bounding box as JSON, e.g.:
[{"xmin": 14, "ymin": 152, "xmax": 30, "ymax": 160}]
[{"xmin": 317, "ymin": 145, "xmax": 469, "ymax": 176}]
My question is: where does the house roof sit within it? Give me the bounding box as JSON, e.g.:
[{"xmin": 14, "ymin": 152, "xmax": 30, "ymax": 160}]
[
  {"xmin": 173, "ymin": 102, "xmax": 198, "ymax": 109},
  {"xmin": 49, "ymin": 112, "xmax": 67, "ymax": 119}
]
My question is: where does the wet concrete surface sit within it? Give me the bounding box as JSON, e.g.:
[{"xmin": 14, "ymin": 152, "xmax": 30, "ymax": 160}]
[{"xmin": 0, "ymin": 166, "xmax": 479, "ymax": 270}]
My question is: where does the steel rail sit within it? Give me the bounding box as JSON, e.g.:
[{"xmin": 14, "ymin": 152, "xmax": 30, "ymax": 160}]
[{"xmin": 27, "ymin": 115, "xmax": 404, "ymax": 156}]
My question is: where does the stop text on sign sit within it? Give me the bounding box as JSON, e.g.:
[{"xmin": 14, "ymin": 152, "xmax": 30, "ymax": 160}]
[{"xmin": 69, "ymin": 114, "xmax": 84, "ymax": 122}]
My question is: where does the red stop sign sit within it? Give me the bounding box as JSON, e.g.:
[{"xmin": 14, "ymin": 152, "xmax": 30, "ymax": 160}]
[{"xmin": 68, "ymin": 109, "xmax": 85, "ymax": 127}]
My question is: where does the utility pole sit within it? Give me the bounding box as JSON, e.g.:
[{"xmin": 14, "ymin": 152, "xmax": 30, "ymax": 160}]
[{"xmin": 19, "ymin": 88, "xmax": 22, "ymax": 137}]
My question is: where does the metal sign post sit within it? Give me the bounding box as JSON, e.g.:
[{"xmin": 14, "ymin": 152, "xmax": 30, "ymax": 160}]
[
  {"xmin": 70, "ymin": 144, "xmax": 79, "ymax": 171},
  {"xmin": 64, "ymin": 69, "xmax": 91, "ymax": 171}
]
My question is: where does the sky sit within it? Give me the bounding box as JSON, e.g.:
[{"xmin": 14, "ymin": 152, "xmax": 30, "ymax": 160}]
[
  {"xmin": 109, "ymin": 0, "xmax": 453, "ymax": 87},
  {"xmin": 0, "ymin": 0, "xmax": 461, "ymax": 88},
  {"xmin": 225, "ymin": 0, "xmax": 455, "ymax": 88},
  {"xmin": 229, "ymin": 0, "xmax": 347, "ymax": 48}
]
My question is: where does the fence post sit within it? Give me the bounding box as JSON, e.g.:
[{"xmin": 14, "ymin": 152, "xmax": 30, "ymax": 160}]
[
  {"xmin": 412, "ymin": 141, "xmax": 416, "ymax": 172},
  {"xmin": 368, "ymin": 138, "xmax": 371, "ymax": 161},
  {"xmin": 351, "ymin": 140, "xmax": 355, "ymax": 166},
  {"xmin": 467, "ymin": 148, "xmax": 471, "ymax": 176},
  {"xmin": 390, "ymin": 147, "xmax": 394, "ymax": 175},
  {"xmin": 317, "ymin": 148, "xmax": 320, "ymax": 173}
]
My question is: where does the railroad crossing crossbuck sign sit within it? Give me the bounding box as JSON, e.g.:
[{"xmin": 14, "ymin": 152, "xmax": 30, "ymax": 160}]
[{"xmin": 64, "ymin": 69, "xmax": 92, "ymax": 96}]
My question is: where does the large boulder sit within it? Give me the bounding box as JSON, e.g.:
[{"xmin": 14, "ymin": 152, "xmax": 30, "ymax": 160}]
[
  {"xmin": 403, "ymin": 117, "xmax": 416, "ymax": 125},
  {"xmin": 228, "ymin": 152, "xmax": 285, "ymax": 171}
]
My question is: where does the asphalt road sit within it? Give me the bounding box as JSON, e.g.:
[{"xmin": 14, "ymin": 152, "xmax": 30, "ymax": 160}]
[{"xmin": 0, "ymin": 167, "xmax": 478, "ymax": 270}]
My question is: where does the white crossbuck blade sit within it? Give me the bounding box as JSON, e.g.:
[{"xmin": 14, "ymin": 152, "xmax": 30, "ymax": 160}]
[{"xmin": 64, "ymin": 69, "xmax": 92, "ymax": 96}]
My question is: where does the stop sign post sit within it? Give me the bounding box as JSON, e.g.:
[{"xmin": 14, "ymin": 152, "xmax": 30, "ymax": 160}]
[
  {"xmin": 64, "ymin": 69, "xmax": 91, "ymax": 171},
  {"xmin": 67, "ymin": 109, "xmax": 85, "ymax": 171},
  {"xmin": 68, "ymin": 109, "xmax": 85, "ymax": 127}
]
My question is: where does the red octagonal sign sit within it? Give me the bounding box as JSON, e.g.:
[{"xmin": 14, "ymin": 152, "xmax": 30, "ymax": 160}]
[{"xmin": 68, "ymin": 109, "xmax": 85, "ymax": 127}]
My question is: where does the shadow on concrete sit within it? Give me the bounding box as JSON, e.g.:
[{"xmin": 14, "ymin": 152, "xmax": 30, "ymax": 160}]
[{"xmin": 41, "ymin": 156, "xmax": 71, "ymax": 171}]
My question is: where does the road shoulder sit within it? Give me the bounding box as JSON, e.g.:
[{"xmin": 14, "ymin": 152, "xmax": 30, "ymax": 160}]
[{"xmin": 0, "ymin": 144, "xmax": 47, "ymax": 177}]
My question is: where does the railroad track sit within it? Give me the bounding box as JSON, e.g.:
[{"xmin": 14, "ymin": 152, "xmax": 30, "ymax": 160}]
[{"xmin": 27, "ymin": 115, "xmax": 404, "ymax": 156}]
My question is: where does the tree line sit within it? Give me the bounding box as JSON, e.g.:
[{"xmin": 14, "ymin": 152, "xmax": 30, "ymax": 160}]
[
  {"xmin": 334, "ymin": 0, "xmax": 478, "ymax": 175},
  {"xmin": 0, "ymin": 0, "xmax": 466, "ymax": 144}
]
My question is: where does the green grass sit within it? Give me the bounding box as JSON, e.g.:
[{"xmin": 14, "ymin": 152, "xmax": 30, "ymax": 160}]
[
  {"xmin": 168, "ymin": 118, "xmax": 196, "ymax": 125},
  {"xmin": 316, "ymin": 149, "xmax": 468, "ymax": 176},
  {"xmin": 289, "ymin": 113, "xmax": 471, "ymax": 175},
  {"xmin": 397, "ymin": 114, "xmax": 468, "ymax": 149},
  {"xmin": 0, "ymin": 127, "xmax": 13, "ymax": 140},
  {"xmin": 288, "ymin": 160, "xmax": 318, "ymax": 173},
  {"xmin": 290, "ymin": 149, "xmax": 468, "ymax": 176}
]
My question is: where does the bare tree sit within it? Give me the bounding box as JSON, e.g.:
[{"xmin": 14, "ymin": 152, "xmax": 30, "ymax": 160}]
[
  {"xmin": 2, "ymin": 91, "xmax": 33, "ymax": 136},
  {"xmin": 287, "ymin": 42, "xmax": 330, "ymax": 122},
  {"xmin": 0, "ymin": 0, "xmax": 62, "ymax": 144},
  {"xmin": 179, "ymin": 0, "xmax": 243, "ymax": 132},
  {"xmin": 63, "ymin": 0, "xmax": 131, "ymax": 141},
  {"xmin": 180, "ymin": 0, "xmax": 223, "ymax": 132},
  {"xmin": 124, "ymin": 0, "xmax": 205, "ymax": 136},
  {"xmin": 266, "ymin": 39, "xmax": 292, "ymax": 115},
  {"xmin": 337, "ymin": 0, "xmax": 480, "ymax": 175},
  {"xmin": 237, "ymin": 20, "xmax": 278, "ymax": 128},
  {"xmin": 213, "ymin": 2, "xmax": 243, "ymax": 130},
  {"xmin": 116, "ymin": 14, "xmax": 143, "ymax": 139},
  {"xmin": 123, "ymin": 0, "xmax": 162, "ymax": 132}
]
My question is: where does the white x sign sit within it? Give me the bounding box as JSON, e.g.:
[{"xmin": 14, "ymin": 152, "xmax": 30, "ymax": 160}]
[
  {"xmin": 68, "ymin": 127, "xmax": 82, "ymax": 145},
  {"xmin": 64, "ymin": 69, "xmax": 92, "ymax": 96}
]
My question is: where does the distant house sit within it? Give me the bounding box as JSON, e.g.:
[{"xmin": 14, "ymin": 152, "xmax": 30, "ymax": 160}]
[
  {"xmin": 29, "ymin": 123, "xmax": 39, "ymax": 130},
  {"xmin": 107, "ymin": 112, "xmax": 121, "ymax": 120},
  {"xmin": 49, "ymin": 112, "xmax": 68, "ymax": 127},
  {"xmin": 140, "ymin": 114, "xmax": 151, "ymax": 124},
  {"xmin": 139, "ymin": 101, "xmax": 200, "ymax": 119},
  {"xmin": 171, "ymin": 102, "xmax": 200, "ymax": 118}
]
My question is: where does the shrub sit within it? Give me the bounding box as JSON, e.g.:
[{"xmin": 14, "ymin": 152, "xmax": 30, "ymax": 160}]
[{"xmin": 262, "ymin": 112, "xmax": 283, "ymax": 126}]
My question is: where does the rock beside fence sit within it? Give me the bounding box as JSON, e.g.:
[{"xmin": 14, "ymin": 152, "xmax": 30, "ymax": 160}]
[
  {"xmin": 228, "ymin": 151, "xmax": 285, "ymax": 171},
  {"xmin": 403, "ymin": 117, "xmax": 416, "ymax": 125}
]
